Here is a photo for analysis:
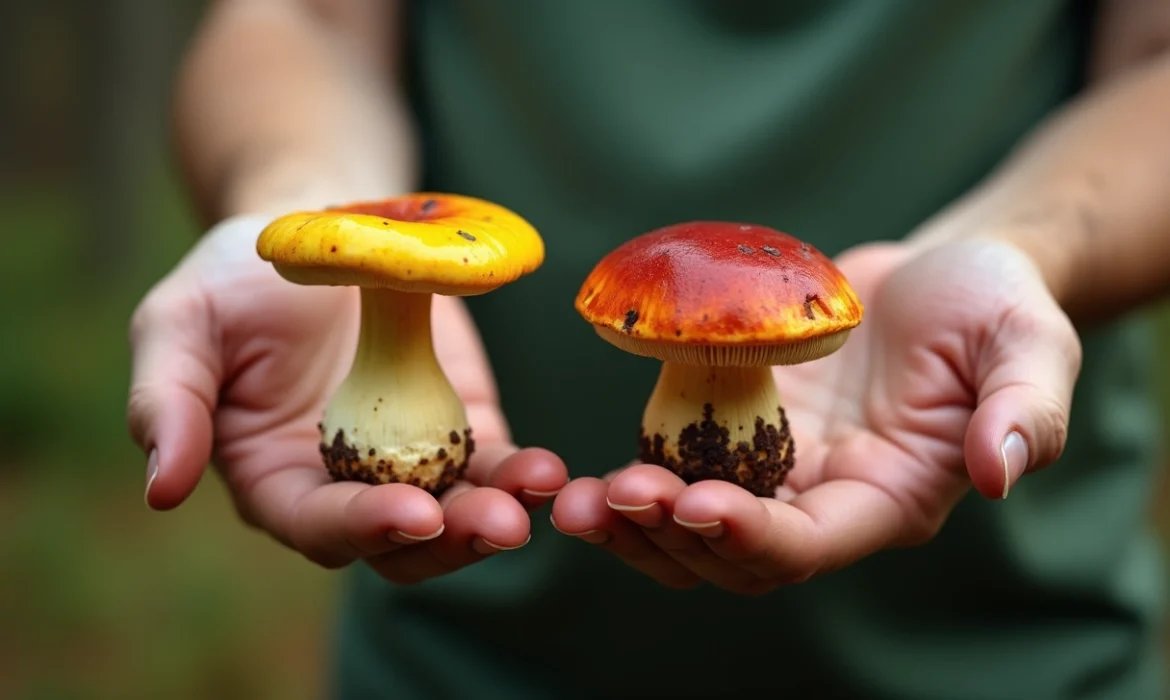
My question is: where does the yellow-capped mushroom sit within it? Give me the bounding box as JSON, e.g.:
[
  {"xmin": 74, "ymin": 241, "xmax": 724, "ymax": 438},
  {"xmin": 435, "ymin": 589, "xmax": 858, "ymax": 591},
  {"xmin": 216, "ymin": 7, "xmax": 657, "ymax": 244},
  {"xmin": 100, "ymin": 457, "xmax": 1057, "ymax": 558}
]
[{"xmin": 257, "ymin": 192, "xmax": 545, "ymax": 494}]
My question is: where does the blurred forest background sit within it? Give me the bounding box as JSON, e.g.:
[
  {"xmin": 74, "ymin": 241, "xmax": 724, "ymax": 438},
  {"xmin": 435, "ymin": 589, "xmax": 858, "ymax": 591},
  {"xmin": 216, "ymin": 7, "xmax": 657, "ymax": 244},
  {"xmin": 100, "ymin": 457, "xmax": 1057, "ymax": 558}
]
[
  {"xmin": 0, "ymin": 3, "xmax": 1168, "ymax": 700},
  {"xmin": 0, "ymin": 3, "xmax": 333, "ymax": 700}
]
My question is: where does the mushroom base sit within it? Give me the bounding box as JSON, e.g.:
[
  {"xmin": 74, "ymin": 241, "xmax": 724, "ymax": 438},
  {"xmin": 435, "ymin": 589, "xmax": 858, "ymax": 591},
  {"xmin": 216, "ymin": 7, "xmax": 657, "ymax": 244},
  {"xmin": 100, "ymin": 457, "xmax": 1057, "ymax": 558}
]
[
  {"xmin": 316, "ymin": 287, "xmax": 475, "ymax": 495},
  {"xmin": 637, "ymin": 363, "xmax": 794, "ymax": 497},
  {"xmin": 319, "ymin": 425, "xmax": 473, "ymax": 495}
]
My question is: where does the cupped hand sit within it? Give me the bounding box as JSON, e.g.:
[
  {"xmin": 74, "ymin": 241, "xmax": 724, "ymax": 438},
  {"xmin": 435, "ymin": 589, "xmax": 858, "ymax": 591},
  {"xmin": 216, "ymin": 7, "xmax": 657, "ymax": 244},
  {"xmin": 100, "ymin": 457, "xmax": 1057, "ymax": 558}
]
[
  {"xmin": 552, "ymin": 238, "xmax": 1081, "ymax": 594},
  {"xmin": 128, "ymin": 215, "xmax": 567, "ymax": 584}
]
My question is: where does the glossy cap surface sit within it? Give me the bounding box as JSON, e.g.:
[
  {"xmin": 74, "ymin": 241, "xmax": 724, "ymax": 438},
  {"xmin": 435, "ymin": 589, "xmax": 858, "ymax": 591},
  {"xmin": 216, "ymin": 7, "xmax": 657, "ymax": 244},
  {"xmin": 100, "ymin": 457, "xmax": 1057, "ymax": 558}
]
[
  {"xmin": 256, "ymin": 193, "xmax": 545, "ymax": 295},
  {"xmin": 575, "ymin": 221, "xmax": 863, "ymax": 365}
]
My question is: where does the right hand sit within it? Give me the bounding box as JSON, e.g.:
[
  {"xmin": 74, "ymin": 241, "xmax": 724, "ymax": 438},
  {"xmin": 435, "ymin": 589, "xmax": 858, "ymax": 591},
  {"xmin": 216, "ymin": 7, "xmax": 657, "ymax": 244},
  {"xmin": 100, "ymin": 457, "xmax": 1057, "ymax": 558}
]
[{"xmin": 128, "ymin": 214, "xmax": 568, "ymax": 584}]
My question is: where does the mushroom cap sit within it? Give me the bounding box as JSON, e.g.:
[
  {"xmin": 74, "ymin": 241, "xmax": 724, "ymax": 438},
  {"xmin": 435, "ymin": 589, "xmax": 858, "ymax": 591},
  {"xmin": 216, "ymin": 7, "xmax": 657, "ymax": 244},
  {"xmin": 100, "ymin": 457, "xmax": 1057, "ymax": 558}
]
[
  {"xmin": 575, "ymin": 221, "xmax": 864, "ymax": 366},
  {"xmin": 256, "ymin": 193, "xmax": 545, "ymax": 296}
]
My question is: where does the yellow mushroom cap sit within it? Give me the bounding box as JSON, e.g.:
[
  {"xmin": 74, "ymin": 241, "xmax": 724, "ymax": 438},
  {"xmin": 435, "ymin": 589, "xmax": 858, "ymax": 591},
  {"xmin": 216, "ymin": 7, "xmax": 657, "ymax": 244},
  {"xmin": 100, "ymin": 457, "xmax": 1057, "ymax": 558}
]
[{"xmin": 256, "ymin": 192, "xmax": 545, "ymax": 296}]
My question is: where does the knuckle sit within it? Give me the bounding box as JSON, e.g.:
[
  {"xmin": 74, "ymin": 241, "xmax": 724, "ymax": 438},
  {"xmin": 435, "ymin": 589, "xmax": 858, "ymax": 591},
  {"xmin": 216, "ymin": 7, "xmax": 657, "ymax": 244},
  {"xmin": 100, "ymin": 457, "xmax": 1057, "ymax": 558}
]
[
  {"xmin": 130, "ymin": 290, "xmax": 208, "ymax": 346},
  {"xmin": 1007, "ymin": 305, "xmax": 1083, "ymax": 376},
  {"xmin": 1032, "ymin": 393, "xmax": 1071, "ymax": 466},
  {"xmin": 1062, "ymin": 328, "xmax": 1084, "ymax": 373},
  {"xmin": 128, "ymin": 294, "xmax": 169, "ymax": 345},
  {"xmin": 124, "ymin": 385, "xmax": 156, "ymax": 445}
]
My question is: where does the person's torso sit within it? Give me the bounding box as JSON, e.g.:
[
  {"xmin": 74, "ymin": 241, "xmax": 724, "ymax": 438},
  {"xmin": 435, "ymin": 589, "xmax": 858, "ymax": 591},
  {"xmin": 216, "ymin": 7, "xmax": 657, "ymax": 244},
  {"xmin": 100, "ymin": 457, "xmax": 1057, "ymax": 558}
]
[{"xmin": 333, "ymin": 2, "xmax": 1166, "ymax": 698}]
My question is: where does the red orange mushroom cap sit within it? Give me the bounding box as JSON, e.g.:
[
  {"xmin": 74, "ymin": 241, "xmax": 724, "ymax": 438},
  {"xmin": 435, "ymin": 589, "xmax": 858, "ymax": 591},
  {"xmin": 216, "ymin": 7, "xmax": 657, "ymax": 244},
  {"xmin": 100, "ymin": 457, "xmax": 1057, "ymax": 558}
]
[{"xmin": 575, "ymin": 221, "xmax": 863, "ymax": 365}]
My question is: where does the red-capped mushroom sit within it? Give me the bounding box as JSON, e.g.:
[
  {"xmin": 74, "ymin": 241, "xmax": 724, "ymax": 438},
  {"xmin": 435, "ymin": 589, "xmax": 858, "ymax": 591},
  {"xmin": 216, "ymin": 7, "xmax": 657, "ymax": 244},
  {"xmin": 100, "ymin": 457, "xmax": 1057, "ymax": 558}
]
[{"xmin": 575, "ymin": 222, "xmax": 864, "ymax": 497}]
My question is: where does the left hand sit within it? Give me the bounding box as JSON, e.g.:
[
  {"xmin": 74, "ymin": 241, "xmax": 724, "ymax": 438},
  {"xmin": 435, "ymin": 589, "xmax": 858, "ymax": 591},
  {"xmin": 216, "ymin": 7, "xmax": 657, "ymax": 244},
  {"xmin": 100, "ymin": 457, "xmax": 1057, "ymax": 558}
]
[
  {"xmin": 551, "ymin": 238, "xmax": 1082, "ymax": 594},
  {"xmin": 128, "ymin": 216, "xmax": 568, "ymax": 586}
]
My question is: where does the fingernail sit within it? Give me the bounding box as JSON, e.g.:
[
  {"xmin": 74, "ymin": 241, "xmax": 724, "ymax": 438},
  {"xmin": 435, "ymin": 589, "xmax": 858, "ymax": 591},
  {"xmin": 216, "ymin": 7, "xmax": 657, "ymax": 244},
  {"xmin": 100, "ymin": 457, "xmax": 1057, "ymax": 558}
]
[
  {"xmin": 674, "ymin": 516, "xmax": 724, "ymax": 538},
  {"xmin": 391, "ymin": 524, "xmax": 445, "ymax": 543},
  {"xmin": 473, "ymin": 535, "xmax": 531, "ymax": 555},
  {"xmin": 522, "ymin": 487, "xmax": 562, "ymax": 498},
  {"xmin": 550, "ymin": 514, "xmax": 599, "ymax": 538},
  {"xmin": 144, "ymin": 449, "xmax": 159, "ymax": 506},
  {"xmin": 1000, "ymin": 431, "xmax": 1030, "ymax": 499},
  {"xmin": 605, "ymin": 498, "xmax": 655, "ymax": 512}
]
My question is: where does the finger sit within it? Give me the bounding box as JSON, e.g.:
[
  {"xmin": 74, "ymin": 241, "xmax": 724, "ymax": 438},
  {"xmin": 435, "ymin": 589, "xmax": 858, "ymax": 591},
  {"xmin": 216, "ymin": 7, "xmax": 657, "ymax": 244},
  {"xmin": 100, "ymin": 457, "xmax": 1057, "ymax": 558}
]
[
  {"xmin": 604, "ymin": 464, "xmax": 682, "ymax": 528},
  {"xmin": 369, "ymin": 486, "xmax": 531, "ymax": 585},
  {"xmin": 127, "ymin": 292, "xmax": 221, "ymax": 510},
  {"xmin": 603, "ymin": 462, "xmax": 637, "ymax": 482},
  {"xmin": 965, "ymin": 307, "xmax": 1081, "ymax": 499},
  {"xmin": 552, "ymin": 477, "xmax": 700, "ymax": 589},
  {"xmin": 236, "ymin": 459, "xmax": 446, "ymax": 568},
  {"xmin": 437, "ymin": 479, "xmax": 477, "ymax": 506},
  {"xmin": 609, "ymin": 466, "xmax": 770, "ymax": 594},
  {"xmin": 672, "ymin": 478, "xmax": 913, "ymax": 583},
  {"xmin": 469, "ymin": 445, "xmax": 569, "ymax": 507}
]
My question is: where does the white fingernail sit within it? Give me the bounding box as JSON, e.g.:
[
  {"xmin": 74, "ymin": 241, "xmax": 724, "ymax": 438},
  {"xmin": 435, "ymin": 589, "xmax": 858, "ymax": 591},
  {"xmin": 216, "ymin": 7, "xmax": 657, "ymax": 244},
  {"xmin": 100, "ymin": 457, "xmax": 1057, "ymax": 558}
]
[
  {"xmin": 673, "ymin": 516, "xmax": 724, "ymax": 537},
  {"xmin": 393, "ymin": 524, "xmax": 444, "ymax": 542},
  {"xmin": 606, "ymin": 498, "xmax": 655, "ymax": 512},
  {"xmin": 144, "ymin": 449, "xmax": 159, "ymax": 507},
  {"xmin": 1000, "ymin": 431, "xmax": 1029, "ymax": 499},
  {"xmin": 474, "ymin": 535, "xmax": 531, "ymax": 554},
  {"xmin": 523, "ymin": 488, "xmax": 562, "ymax": 498},
  {"xmin": 550, "ymin": 514, "xmax": 596, "ymax": 537}
]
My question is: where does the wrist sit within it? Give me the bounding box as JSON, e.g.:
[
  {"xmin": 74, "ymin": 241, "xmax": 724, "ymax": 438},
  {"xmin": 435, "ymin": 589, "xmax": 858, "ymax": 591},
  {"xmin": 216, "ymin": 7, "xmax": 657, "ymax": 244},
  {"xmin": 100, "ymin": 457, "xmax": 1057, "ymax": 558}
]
[
  {"xmin": 218, "ymin": 147, "xmax": 415, "ymax": 220},
  {"xmin": 906, "ymin": 191, "xmax": 1086, "ymax": 313},
  {"xmin": 970, "ymin": 224, "xmax": 1078, "ymax": 311},
  {"xmin": 221, "ymin": 155, "xmax": 352, "ymax": 219}
]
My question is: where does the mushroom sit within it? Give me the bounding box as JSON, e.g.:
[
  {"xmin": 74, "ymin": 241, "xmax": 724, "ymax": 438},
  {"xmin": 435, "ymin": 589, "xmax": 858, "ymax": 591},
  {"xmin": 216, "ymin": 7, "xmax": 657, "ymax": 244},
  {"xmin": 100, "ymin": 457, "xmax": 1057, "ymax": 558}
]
[
  {"xmin": 575, "ymin": 221, "xmax": 863, "ymax": 497},
  {"xmin": 256, "ymin": 192, "xmax": 544, "ymax": 495}
]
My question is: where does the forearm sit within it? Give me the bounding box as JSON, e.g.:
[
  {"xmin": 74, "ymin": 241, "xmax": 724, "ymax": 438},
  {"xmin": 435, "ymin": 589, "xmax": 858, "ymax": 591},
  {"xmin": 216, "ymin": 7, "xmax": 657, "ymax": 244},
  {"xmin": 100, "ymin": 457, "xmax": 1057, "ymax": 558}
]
[
  {"xmin": 173, "ymin": 0, "xmax": 418, "ymax": 223},
  {"xmin": 173, "ymin": 3, "xmax": 484, "ymax": 374},
  {"xmin": 913, "ymin": 53, "xmax": 1170, "ymax": 324}
]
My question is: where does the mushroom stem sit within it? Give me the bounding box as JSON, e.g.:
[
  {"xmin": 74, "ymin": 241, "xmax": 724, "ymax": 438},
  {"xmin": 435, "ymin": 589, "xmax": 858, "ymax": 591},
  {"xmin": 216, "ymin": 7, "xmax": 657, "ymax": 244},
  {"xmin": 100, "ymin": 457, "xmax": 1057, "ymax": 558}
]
[
  {"xmin": 638, "ymin": 361, "xmax": 794, "ymax": 497},
  {"xmin": 319, "ymin": 287, "xmax": 472, "ymax": 492}
]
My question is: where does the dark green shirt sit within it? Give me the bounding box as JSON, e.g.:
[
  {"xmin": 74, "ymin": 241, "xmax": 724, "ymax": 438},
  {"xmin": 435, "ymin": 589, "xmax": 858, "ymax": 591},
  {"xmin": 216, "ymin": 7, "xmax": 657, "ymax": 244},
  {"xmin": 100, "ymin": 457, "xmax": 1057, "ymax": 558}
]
[{"xmin": 334, "ymin": 2, "xmax": 1166, "ymax": 697}]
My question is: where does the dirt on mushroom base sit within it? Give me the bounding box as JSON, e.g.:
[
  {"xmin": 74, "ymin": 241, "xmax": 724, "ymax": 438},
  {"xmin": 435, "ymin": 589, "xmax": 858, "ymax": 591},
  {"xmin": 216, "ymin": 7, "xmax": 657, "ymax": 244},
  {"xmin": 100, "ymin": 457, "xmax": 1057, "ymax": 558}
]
[
  {"xmin": 638, "ymin": 402, "xmax": 795, "ymax": 497},
  {"xmin": 319, "ymin": 426, "xmax": 474, "ymax": 495}
]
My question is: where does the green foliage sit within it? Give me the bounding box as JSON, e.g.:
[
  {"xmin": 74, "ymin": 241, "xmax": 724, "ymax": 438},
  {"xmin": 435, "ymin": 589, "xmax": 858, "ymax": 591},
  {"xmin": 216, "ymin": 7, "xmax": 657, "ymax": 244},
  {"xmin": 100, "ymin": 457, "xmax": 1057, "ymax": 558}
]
[
  {"xmin": 0, "ymin": 169, "xmax": 335, "ymax": 700},
  {"xmin": 0, "ymin": 468, "xmax": 334, "ymax": 700},
  {"xmin": 0, "ymin": 169, "xmax": 195, "ymax": 468}
]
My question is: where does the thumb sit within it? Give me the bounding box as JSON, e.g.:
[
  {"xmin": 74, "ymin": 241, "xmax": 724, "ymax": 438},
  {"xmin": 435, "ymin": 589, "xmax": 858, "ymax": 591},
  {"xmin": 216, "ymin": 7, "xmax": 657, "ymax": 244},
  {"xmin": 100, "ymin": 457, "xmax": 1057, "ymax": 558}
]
[
  {"xmin": 127, "ymin": 291, "xmax": 222, "ymax": 510},
  {"xmin": 963, "ymin": 305, "xmax": 1082, "ymax": 500}
]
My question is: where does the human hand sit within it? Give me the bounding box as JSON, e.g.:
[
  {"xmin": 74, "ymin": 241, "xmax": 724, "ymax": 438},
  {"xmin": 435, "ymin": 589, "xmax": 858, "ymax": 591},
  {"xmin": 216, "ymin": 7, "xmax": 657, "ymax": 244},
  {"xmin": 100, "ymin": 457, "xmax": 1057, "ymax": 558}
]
[
  {"xmin": 128, "ymin": 215, "xmax": 567, "ymax": 583},
  {"xmin": 552, "ymin": 238, "xmax": 1080, "ymax": 594}
]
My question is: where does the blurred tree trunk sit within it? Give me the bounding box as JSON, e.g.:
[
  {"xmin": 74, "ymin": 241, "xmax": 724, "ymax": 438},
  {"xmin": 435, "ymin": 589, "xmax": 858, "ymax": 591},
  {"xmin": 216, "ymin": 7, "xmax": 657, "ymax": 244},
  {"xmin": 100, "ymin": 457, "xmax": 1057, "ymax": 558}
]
[{"xmin": 81, "ymin": 0, "xmax": 186, "ymax": 284}]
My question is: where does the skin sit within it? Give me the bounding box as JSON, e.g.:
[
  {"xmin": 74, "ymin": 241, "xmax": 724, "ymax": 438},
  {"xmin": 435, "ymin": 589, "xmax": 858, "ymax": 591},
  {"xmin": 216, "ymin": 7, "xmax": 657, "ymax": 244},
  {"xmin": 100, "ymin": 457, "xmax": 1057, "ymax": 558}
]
[
  {"xmin": 551, "ymin": 6, "xmax": 1170, "ymax": 592},
  {"xmin": 131, "ymin": 0, "xmax": 1170, "ymax": 591},
  {"xmin": 131, "ymin": 0, "xmax": 567, "ymax": 581}
]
